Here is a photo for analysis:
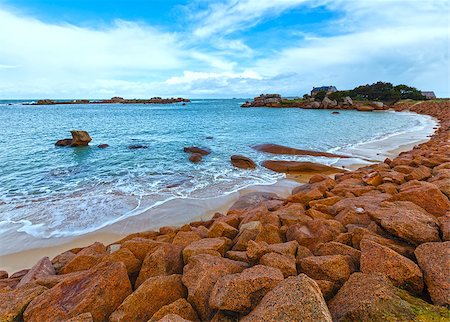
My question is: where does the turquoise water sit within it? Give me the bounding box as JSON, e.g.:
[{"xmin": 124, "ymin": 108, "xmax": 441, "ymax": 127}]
[{"xmin": 0, "ymin": 99, "xmax": 430, "ymax": 238}]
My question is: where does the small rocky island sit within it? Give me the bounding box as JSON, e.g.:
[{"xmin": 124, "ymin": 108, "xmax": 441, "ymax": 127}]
[{"xmin": 31, "ymin": 97, "xmax": 190, "ymax": 105}]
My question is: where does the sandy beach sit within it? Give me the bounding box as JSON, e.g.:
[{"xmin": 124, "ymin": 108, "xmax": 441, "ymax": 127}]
[{"xmin": 0, "ymin": 109, "xmax": 439, "ymax": 273}]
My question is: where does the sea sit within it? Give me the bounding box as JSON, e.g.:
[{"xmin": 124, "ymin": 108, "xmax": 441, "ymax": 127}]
[{"xmin": 0, "ymin": 99, "xmax": 436, "ymax": 247}]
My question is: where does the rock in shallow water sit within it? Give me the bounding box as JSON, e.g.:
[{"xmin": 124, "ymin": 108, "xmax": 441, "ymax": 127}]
[{"xmin": 230, "ymin": 155, "xmax": 257, "ymax": 169}]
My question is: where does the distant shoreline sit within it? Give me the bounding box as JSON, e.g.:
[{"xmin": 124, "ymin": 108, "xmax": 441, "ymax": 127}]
[{"xmin": 26, "ymin": 96, "xmax": 191, "ymax": 106}]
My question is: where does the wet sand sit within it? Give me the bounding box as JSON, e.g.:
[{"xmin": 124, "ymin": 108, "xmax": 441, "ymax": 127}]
[{"xmin": 0, "ymin": 111, "xmax": 439, "ymax": 273}]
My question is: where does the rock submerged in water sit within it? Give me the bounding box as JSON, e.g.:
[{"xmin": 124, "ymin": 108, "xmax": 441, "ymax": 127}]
[
  {"xmin": 189, "ymin": 153, "xmax": 203, "ymax": 163},
  {"xmin": 55, "ymin": 130, "xmax": 92, "ymax": 147},
  {"xmin": 183, "ymin": 146, "xmax": 211, "ymax": 156},
  {"xmin": 128, "ymin": 144, "xmax": 148, "ymax": 149},
  {"xmin": 252, "ymin": 143, "xmax": 349, "ymax": 158},
  {"xmin": 231, "ymin": 155, "xmax": 256, "ymax": 169},
  {"xmin": 97, "ymin": 144, "xmax": 109, "ymax": 148}
]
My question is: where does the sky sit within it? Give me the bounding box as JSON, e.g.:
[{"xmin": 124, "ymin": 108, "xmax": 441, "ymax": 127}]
[{"xmin": 0, "ymin": 0, "xmax": 448, "ymax": 98}]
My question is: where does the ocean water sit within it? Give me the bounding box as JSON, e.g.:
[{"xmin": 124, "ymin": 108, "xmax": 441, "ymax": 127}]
[{"xmin": 0, "ymin": 99, "xmax": 432, "ymax": 239}]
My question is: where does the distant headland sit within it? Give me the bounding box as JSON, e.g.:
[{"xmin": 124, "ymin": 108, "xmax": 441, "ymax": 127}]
[{"xmin": 28, "ymin": 96, "xmax": 190, "ymax": 105}]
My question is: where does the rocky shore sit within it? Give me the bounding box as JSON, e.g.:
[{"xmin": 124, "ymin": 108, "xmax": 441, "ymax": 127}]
[
  {"xmin": 30, "ymin": 97, "xmax": 190, "ymax": 105},
  {"xmin": 1, "ymin": 100, "xmax": 449, "ymax": 321}
]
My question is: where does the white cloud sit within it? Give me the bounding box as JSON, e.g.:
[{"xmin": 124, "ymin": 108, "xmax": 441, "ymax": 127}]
[
  {"xmin": 192, "ymin": 0, "xmax": 310, "ymax": 38},
  {"xmin": 0, "ymin": 8, "xmax": 189, "ymax": 97}
]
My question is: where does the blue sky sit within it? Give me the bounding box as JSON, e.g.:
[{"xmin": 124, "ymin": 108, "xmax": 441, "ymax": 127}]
[{"xmin": 0, "ymin": 0, "xmax": 448, "ymax": 98}]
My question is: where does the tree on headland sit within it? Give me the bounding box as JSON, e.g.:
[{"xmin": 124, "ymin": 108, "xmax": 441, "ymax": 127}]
[
  {"xmin": 328, "ymin": 82, "xmax": 425, "ymax": 103},
  {"xmin": 314, "ymin": 90, "xmax": 327, "ymax": 101}
]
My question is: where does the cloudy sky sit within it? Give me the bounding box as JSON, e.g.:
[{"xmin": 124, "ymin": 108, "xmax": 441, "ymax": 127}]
[{"xmin": 0, "ymin": 0, "xmax": 448, "ymax": 98}]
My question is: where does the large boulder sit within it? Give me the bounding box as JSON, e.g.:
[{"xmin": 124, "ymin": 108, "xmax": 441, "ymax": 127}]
[
  {"xmin": 328, "ymin": 273, "xmax": 449, "ymax": 321},
  {"xmin": 415, "ymin": 242, "xmax": 450, "ymax": 306},
  {"xmin": 241, "ymin": 274, "xmax": 332, "ymax": 322},
  {"xmin": 298, "ymin": 255, "xmax": 354, "ymax": 285},
  {"xmin": 252, "ymin": 144, "xmax": 349, "ymax": 158},
  {"xmin": 209, "ymin": 265, "xmax": 284, "ymax": 314},
  {"xmin": 230, "ymin": 155, "xmax": 256, "ymax": 169},
  {"xmin": 182, "ymin": 237, "xmax": 231, "ymax": 263},
  {"xmin": 23, "ymin": 262, "xmax": 132, "ymax": 322},
  {"xmin": 16, "ymin": 256, "xmax": 55, "ymax": 288},
  {"xmin": 259, "ymin": 252, "xmax": 297, "ymax": 277},
  {"xmin": 61, "ymin": 242, "xmax": 107, "ymax": 274},
  {"xmin": 109, "ymin": 274, "xmax": 186, "ymax": 322},
  {"xmin": 286, "ymin": 219, "xmax": 345, "ymax": 250},
  {"xmin": 229, "ymin": 192, "xmax": 282, "ymax": 211},
  {"xmin": 314, "ymin": 242, "xmax": 361, "ymax": 269},
  {"xmin": 360, "ymin": 239, "xmax": 423, "ymax": 294},
  {"xmin": 369, "ymin": 201, "xmax": 440, "ymax": 245},
  {"xmin": 149, "ymin": 298, "xmax": 199, "ymax": 322},
  {"xmin": 70, "ymin": 130, "xmax": 92, "ymax": 146},
  {"xmin": 0, "ymin": 285, "xmax": 47, "ymax": 322},
  {"xmin": 135, "ymin": 244, "xmax": 183, "ymax": 288},
  {"xmin": 356, "ymin": 105, "xmax": 374, "ymax": 112},
  {"xmin": 181, "ymin": 254, "xmax": 248, "ymax": 320},
  {"xmin": 391, "ymin": 181, "xmax": 450, "ymax": 216}
]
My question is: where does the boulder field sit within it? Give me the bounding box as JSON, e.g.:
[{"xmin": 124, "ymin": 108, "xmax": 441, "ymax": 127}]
[{"xmin": 1, "ymin": 100, "xmax": 449, "ymax": 321}]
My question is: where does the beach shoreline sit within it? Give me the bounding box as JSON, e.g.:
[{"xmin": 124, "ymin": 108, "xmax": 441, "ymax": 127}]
[{"xmin": 0, "ymin": 108, "xmax": 439, "ymax": 273}]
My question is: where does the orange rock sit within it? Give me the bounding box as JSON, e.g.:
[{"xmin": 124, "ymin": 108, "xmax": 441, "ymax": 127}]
[
  {"xmin": 286, "ymin": 219, "xmax": 345, "ymax": 250},
  {"xmin": 314, "ymin": 242, "xmax": 361, "ymax": 269},
  {"xmin": 415, "ymin": 241, "xmax": 450, "ymax": 306},
  {"xmin": 360, "ymin": 239, "xmax": 423, "ymax": 294},
  {"xmin": 306, "ymin": 208, "xmax": 334, "ymax": 220},
  {"xmin": 182, "ymin": 237, "xmax": 231, "ymax": 263},
  {"xmin": 349, "ymin": 226, "xmax": 415, "ymax": 259},
  {"xmin": 437, "ymin": 214, "xmax": 450, "ymax": 241},
  {"xmin": 314, "ymin": 279, "xmax": 337, "ymax": 301},
  {"xmin": 62, "ymin": 312, "xmax": 94, "ymax": 321},
  {"xmin": 299, "ymin": 255, "xmax": 354, "ymax": 285},
  {"xmin": 172, "ymin": 231, "xmax": 202, "ymax": 248},
  {"xmin": 232, "ymin": 221, "xmax": 262, "ymax": 251},
  {"xmin": 51, "ymin": 250, "xmax": 77, "ymax": 274},
  {"xmin": 362, "ymin": 172, "xmax": 383, "ymax": 186},
  {"xmin": 225, "ymin": 250, "xmax": 251, "ymax": 263},
  {"xmin": 263, "ymin": 160, "xmax": 345, "ymax": 174},
  {"xmin": 149, "ymin": 298, "xmax": 199, "ymax": 322},
  {"xmin": 61, "ymin": 242, "xmax": 107, "ymax": 274},
  {"xmin": 259, "ymin": 252, "xmax": 297, "ymax": 277},
  {"xmin": 254, "ymin": 224, "xmax": 283, "ymax": 244},
  {"xmin": 109, "ymin": 274, "xmax": 186, "ymax": 322},
  {"xmin": 328, "ymin": 273, "xmax": 449, "ymax": 321},
  {"xmin": 287, "ymin": 183, "xmax": 325, "ymax": 204},
  {"xmin": 240, "ymin": 274, "xmax": 332, "ymax": 321},
  {"xmin": 135, "ymin": 244, "xmax": 183, "ymax": 288},
  {"xmin": 101, "ymin": 247, "xmax": 141, "ymax": 275},
  {"xmin": 207, "ymin": 221, "xmax": 238, "ymax": 239},
  {"xmin": 369, "ymin": 201, "xmax": 440, "ymax": 245},
  {"xmin": 252, "ymin": 143, "xmax": 349, "ymax": 158},
  {"xmin": 230, "ymin": 155, "xmax": 257, "ymax": 169},
  {"xmin": 121, "ymin": 238, "xmax": 164, "ymax": 261},
  {"xmin": 209, "ymin": 265, "xmax": 283, "ymax": 314},
  {"xmin": 24, "ymin": 262, "xmax": 132, "ymax": 322},
  {"xmin": 16, "ymin": 256, "xmax": 55, "ymax": 288},
  {"xmin": 155, "ymin": 313, "xmax": 191, "ymax": 322},
  {"xmin": 391, "ymin": 180, "xmax": 450, "ymax": 216},
  {"xmin": 0, "ymin": 285, "xmax": 47, "ymax": 321},
  {"xmin": 272, "ymin": 203, "xmax": 311, "ymax": 226},
  {"xmin": 182, "ymin": 254, "xmax": 248, "ymax": 320}
]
